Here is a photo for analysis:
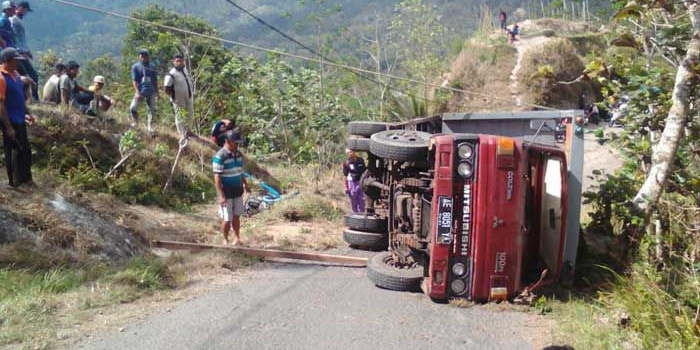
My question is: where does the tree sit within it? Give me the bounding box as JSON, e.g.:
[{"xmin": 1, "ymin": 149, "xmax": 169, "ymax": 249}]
[
  {"xmin": 388, "ymin": 0, "xmax": 448, "ymax": 113},
  {"xmin": 610, "ymin": 1, "xmax": 700, "ymax": 216}
]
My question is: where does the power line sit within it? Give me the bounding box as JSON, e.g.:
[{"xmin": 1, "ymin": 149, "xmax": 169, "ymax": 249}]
[
  {"xmin": 221, "ymin": 0, "xmax": 431, "ymax": 103},
  {"xmin": 41, "ymin": 0, "xmax": 556, "ymax": 111}
]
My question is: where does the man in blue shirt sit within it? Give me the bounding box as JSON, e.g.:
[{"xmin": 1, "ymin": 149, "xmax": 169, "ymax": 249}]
[
  {"xmin": 213, "ymin": 130, "xmax": 250, "ymax": 245},
  {"xmin": 129, "ymin": 49, "xmax": 158, "ymax": 134},
  {"xmin": 0, "ymin": 1, "xmax": 15, "ymax": 48},
  {"xmin": 0, "ymin": 47, "xmax": 34, "ymax": 189}
]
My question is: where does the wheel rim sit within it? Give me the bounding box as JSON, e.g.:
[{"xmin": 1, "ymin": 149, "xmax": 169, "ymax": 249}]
[
  {"xmin": 381, "ymin": 131, "xmax": 427, "ymax": 146},
  {"xmin": 382, "ymin": 254, "xmax": 418, "ymax": 270}
]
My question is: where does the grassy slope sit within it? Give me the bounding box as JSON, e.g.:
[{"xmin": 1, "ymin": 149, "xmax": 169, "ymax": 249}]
[{"xmin": 0, "ymin": 104, "xmax": 347, "ymax": 349}]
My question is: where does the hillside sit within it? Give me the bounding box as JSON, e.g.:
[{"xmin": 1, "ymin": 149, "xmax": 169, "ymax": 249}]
[
  {"xmin": 444, "ymin": 18, "xmax": 605, "ymax": 112},
  {"xmin": 26, "ymin": 0, "xmax": 611, "ymax": 65},
  {"xmin": 0, "ymin": 103, "xmax": 349, "ymax": 348}
]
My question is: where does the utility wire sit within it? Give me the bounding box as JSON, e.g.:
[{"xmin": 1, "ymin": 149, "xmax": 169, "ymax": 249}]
[
  {"xmin": 41, "ymin": 0, "xmax": 556, "ymax": 111},
  {"xmin": 222, "ymin": 0, "xmax": 431, "ymax": 102}
]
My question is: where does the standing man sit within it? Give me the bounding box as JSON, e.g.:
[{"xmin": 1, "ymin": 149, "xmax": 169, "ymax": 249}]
[
  {"xmin": 129, "ymin": 49, "xmax": 158, "ymax": 133},
  {"xmin": 0, "ymin": 1, "xmax": 14, "ymax": 48},
  {"xmin": 0, "ymin": 47, "xmax": 34, "ymax": 189},
  {"xmin": 213, "ymin": 130, "xmax": 250, "ymax": 245},
  {"xmin": 163, "ymin": 54, "xmax": 193, "ymax": 140},
  {"xmin": 11, "ymin": 1, "xmax": 38, "ymax": 101}
]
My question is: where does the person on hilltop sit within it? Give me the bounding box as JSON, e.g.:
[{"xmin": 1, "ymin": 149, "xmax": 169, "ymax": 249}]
[
  {"xmin": 0, "ymin": 1, "xmax": 14, "ymax": 48},
  {"xmin": 42, "ymin": 63, "xmax": 65, "ymax": 103},
  {"xmin": 163, "ymin": 53, "xmax": 194, "ymax": 140},
  {"xmin": 498, "ymin": 10, "xmax": 507, "ymax": 34},
  {"xmin": 11, "ymin": 1, "xmax": 38, "ymax": 101},
  {"xmin": 343, "ymin": 148, "xmax": 366, "ymax": 213},
  {"xmin": 0, "ymin": 47, "xmax": 35, "ymax": 190},
  {"xmin": 213, "ymin": 130, "xmax": 251, "ymax": 245},
  {"xmin": 129, "ymin": 49, "xmax": 158, "ymax": 133}
]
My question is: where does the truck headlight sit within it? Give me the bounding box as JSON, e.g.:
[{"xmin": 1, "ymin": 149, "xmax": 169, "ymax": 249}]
[
  {"xmin": 457, "ymin": 162, "xmax": 473, "ymax": 178},
  {"xmin": 457, "ymin": 144, "xmax": 474, "ymax": 160},
  {"xmin": 452, "ymin": 262, "xmax": 466, "ymax": 277},
  {"xmin": 451, "ymin": 279, "xmax": 467, "ymax": 294}
]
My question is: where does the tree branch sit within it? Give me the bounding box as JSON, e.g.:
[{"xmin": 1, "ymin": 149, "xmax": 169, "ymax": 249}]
[{"xmin": 633, "ymin": 3, "xmax": 700, "ymax": 213}]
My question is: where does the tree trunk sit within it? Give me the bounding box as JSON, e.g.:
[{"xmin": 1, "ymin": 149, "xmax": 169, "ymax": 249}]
[{"xmin": 633, "ymin": 3, "xmax": 700, "ymax": 214}]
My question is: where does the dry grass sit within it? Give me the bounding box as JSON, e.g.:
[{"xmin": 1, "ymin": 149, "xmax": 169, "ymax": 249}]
[
  {"xmin": 518, "ymin": 38, "xmax": 596, "ymax": 109},
  {"xmin": 446, "ymin": 38, "xmax": 517, "ymax": 111}
]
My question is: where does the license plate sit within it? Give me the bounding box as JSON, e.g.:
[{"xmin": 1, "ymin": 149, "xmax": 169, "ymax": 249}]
[{"xmin": 437, "ymin": 196, "xmax": 453, "ymax": 244}]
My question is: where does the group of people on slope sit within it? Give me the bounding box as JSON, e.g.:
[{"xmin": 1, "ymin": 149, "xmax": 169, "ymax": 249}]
[
  {"xmin": 0, "ymin": 40, "xmax": 249, "ymax": 247},
  {"xmin": 127, "ymin": 49, "xmax": 195, "ymax": 140},
  {"xmin": 42, "ymin": 61, "xmax": 113, "ymax": 117},
  {"xmin": 0, "ymin": 1, "xmax": 38, "ymax": 101}
]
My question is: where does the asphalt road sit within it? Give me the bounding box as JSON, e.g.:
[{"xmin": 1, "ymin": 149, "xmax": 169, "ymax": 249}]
[{"xmin": 77, "ymin": 261, "xmax": 540, "ymax": 350}]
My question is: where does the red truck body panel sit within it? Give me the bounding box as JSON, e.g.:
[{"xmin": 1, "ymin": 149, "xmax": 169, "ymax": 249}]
[{"xmin": 427, "ymin": 134, "xmax": 566, "ymax": 301}]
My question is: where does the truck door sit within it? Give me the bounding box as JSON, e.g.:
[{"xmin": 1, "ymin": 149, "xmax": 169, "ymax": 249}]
[
  {"xmin": 539, "ymin": 156, "xmax": 565, "ymax": 272},
  {"xmin": 528, "ymin": 147, "xmax": 568, "ymax": 278}
]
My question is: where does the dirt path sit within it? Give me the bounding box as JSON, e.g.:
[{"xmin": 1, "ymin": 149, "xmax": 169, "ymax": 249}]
[{"xmin": 509, "ymin": 25, "xmax": 551, "ymax": 109}]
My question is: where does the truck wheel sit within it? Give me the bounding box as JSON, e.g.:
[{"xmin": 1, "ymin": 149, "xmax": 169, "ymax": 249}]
[
  {"xmin": 346, "ymin": 137, "xmax": 370, "ymax": 152},
  {"xmin": 370, "ymin": 130, "xmax": 431, "ymax": 162},
  {"xmin": 366, "ymin": 251, "xmax": 423, "ymax": 291},
  {"xmin": 343, "ymin": 229, "xmax": 388, "ymax": 251},
  {"xmin": 344, "ymin": 214, "xmax": 387, "ymax": 233},
  {"xmin": 348, "ymin": 121, "xmax": 389, "ymax": 137}
]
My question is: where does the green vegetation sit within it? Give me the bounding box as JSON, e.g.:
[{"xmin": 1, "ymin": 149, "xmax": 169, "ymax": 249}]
[
  {"xmin": 0, "ymin": 244, "xmax": 183, "ymax": 347},
  {"xmin": 552, "ymin": 1, "xmax": 700, "ymax": 349}
]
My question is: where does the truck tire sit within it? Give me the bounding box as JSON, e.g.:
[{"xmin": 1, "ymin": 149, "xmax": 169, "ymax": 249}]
[
  {"xmin": 344, "ymin": 214, "xmax": 387, "ymax": 233},
  {"xmin": 370, "ymin": 130, "xmax": 431, "ymax": 162},
  {"xmin": 366, "ymin": 251, "xmax": 423, "ymax": 291},
  {"xmin": 348, "ymin": 121, "xmax": 389, "ymax": 137},
  {"xmin": 343, "ymin": 229, "xmax": 388, "ymax": 251},
  {"xmin": 346, "ymin": 137, "xmax": 370, "ymax": 152}
]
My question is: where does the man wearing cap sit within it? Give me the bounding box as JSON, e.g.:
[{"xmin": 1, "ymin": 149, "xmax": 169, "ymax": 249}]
[
  {"xmin": 129, "ymin": 49, "xmax": 158, "ymax": 133},
  {"xmin": 11, "ymin": 1, "xmax": 39, "ymax": 101},
  {"xmin": 0, "ymin": 1, "xmax": 15, "ymax": 48},
  {"xmin": 213, "ymin": 130, "xmax": 250, "ymax": 245},
  {"xmin": 0, "ymin": 47, "xmax": 34, "ymax": 189},
  {"xmin": 85, "ymin": 75, "xmax": 113, "ymax": 116},
  {"xmin": 163, "ymin": 54, "xmax": 193, "ymax": 139}
]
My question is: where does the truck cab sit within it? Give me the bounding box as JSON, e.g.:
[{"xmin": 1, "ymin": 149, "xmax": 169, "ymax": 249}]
[{"xmin": 346, "ymin": 111, "xmax": 584, "ymax": 302}]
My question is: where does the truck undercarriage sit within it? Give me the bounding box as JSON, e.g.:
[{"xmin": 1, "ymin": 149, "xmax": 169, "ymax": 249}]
[{"xmin": 344, "ymin": 111, "xmax": 585, "ymax": 302}]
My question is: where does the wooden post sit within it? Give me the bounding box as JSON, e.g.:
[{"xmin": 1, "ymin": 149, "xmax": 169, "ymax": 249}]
[{"xmin": 151, "ymin": 240, "xmax": 368, "ymax": 267}]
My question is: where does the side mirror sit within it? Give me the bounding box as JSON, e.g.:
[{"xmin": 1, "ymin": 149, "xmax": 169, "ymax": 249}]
[{"xmin": 530, "ymin": 120, "xmax": 557, "ymax": 131}]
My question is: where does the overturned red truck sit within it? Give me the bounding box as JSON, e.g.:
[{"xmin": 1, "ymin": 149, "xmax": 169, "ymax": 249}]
[{"xmin": 344, "ymin": 111, "xmax": 584, "ymax": 302}]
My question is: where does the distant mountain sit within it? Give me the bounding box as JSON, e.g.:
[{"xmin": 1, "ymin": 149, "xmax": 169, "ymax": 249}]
[{"xmin": 24, "ymin": 0, "xmax": 610, "ymax": 68}]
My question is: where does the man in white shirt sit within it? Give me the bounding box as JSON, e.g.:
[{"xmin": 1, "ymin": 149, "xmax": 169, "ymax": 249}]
[
  {"xmin": 163, "ymin": 54, "xmax": 194, "ymax": 139},
  {"xmin": 42, "ymin": 63, "xmax": 65, "ymax": 103}
]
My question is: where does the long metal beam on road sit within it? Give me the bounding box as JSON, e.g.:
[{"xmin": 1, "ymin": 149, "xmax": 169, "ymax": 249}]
[{"xmin": 151, "ymin": 240, "xmax": 368, "ymax": 267}]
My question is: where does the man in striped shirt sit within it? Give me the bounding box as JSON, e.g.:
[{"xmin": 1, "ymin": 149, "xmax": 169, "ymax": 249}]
[{"xmin": 213, "ymin": 130, "xmax": 250, "ymax": 245}]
